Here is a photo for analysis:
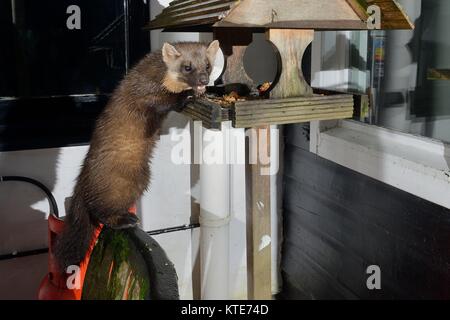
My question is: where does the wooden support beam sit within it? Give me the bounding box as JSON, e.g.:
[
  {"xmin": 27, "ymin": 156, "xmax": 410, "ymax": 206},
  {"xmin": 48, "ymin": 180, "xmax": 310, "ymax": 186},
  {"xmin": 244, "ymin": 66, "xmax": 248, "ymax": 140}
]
[
  {"xmin": 267, "ymin": 29, "xmax": 314, "ymax": 99},
  {"xmin": 246, "ymin": 125, "xmax": 272, "ymax": 300},
  {"xmin": 245, "ymin": 28, "xmax": 319, "ymax": 300}
]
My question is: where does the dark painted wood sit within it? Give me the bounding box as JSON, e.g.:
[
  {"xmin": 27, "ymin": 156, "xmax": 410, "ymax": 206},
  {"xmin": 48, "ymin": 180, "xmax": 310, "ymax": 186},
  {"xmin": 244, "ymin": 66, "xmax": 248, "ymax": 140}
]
[{"xmin": 280, "ymin": 124, "xmax": 450, "ymax": 300}]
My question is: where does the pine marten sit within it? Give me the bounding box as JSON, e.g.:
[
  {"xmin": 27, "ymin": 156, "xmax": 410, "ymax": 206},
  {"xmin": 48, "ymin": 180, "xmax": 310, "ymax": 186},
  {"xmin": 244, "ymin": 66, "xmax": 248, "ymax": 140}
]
[{"xmin": 54, "ymin": 41, "xmax": 221, "ymax": 271}]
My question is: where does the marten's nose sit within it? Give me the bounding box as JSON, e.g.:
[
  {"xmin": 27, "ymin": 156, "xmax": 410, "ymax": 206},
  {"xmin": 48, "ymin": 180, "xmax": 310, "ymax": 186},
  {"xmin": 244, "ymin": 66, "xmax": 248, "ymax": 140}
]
[{"xmin": 198, "ymin": 73, "xmax": 209, "ymax": 85}]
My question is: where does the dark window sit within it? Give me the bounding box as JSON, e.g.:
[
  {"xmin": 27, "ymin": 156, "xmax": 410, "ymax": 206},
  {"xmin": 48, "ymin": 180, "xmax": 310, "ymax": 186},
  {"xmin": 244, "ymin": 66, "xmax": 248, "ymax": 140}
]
[{"xmin": 0, "ymin": 0, "xmax": 150, "ymax": 151}]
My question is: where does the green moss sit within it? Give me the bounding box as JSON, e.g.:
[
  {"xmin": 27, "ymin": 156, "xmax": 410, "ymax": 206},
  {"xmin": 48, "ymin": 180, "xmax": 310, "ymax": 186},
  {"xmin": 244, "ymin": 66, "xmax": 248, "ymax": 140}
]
[
  {"xmin": 82, "ymin": 229, "xmax": 151, "ymax": 300},
  {"xmin": 108, "ymin": 231, "xmax": 131, "ymax": 263}
]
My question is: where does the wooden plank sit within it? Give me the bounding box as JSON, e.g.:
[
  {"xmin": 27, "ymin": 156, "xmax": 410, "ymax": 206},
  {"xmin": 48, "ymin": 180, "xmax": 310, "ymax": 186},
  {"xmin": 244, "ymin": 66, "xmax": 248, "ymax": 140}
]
[
  {"xmin": 235, "ymin": 102, "xmax": 353, "ymax": 119},
  {"xmin": 235, "ymin": 102, "xmax": 354, "ymax": 115},
  {"xmin": 267, "ymin": 29, "xmax": 314, "ymax": 98},
  {"xmin": 281, "ymin": 145, "xmax": 450, "ymax": 299},
  {"xmin": 361, "ymin": 0, "xmax": 414, "ymax": 29},
  {"xmin": 157, "ymin": 6, "xmax": 233, "ymax": 23},
  {"xmin": 234, "ymin": 111, "xmax": 353, "ymax": 128},
  {"xmin": 161, "ymin": 0, "xmax": 235, "ymax": 16},
  {"xmin": 218, "ymin": 0, "xmax": 363, "ymax": 28},
  {"xmin": 234, "ymin": 97, "xmax": 353, "ymax": 112},
  {"xmin": 182, "ymin": 98, "xmax": 231, "ymax": 129},
  {"xmin": 236, "ymin": 106, "xmax": 354, "ymax": 119},
  {"xmin": 147, "ymin": 0, "xmax": 237, "ymax": 30},
  {"xmin": 236, "ymin": 94, "xmax": 353, "ymax": 106},
  {"xmin": 216, "ymin": 19, "xmax": 367, "ymax": 30},
  {"xmin": 145, "ymin": 16, "xmax": 220, "ymax": 30},
  {"xmin": 182, "ymin": 110, "xmax": 214, "ymax": 129},
  {"xmin": 246, "ymin": 125, "xmax": 272, "ymax": 300}
]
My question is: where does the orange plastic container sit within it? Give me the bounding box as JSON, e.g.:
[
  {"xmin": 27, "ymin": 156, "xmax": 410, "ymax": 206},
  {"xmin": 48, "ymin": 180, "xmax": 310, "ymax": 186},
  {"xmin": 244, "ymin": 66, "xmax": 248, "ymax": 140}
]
[{"xmin": 38, "ymin": 207, "xmax": 136, "ymax": 300}]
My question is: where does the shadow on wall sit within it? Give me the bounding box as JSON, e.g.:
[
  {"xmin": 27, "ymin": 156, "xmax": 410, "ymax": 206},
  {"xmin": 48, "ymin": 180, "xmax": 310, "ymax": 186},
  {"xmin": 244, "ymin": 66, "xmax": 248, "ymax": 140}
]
[{"xmin": 0, "ymin": 148, "xmax": 60, "ymax": 299}]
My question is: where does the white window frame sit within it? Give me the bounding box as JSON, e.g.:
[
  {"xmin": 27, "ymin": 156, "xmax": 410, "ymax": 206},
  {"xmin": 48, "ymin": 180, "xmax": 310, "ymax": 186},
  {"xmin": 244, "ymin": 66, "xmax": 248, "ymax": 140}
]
[
  {"xmin": 310, "ymin": 30, "xmax": 450, "ymax": 210},
  {"xmin": 310, "ymin": 119, "xmax": 450, "ymax": 209}
]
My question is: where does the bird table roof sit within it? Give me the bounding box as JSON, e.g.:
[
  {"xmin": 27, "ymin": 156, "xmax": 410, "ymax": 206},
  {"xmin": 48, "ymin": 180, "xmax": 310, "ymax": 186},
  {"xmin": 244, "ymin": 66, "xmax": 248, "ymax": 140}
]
[{"xmin": 146, "ymin": 0, "xmax": 414, "ymax": 31}]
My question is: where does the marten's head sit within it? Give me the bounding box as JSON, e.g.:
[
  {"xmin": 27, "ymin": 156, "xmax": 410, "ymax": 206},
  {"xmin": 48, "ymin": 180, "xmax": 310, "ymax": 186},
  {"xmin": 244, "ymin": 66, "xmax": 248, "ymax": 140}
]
[{"xmin": 161, "ymin": 41, "xmax": 220, "ymax": 95}]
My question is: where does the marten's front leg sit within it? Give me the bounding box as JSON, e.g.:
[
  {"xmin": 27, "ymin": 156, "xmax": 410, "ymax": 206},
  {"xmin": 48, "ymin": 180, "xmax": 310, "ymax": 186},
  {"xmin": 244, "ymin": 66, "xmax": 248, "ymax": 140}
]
[
  {"xmin": 172, "ymin": 89, "xmax": 195, "ymax": 112},
  {"xmin": 151, "ymin": 90, "xmax": 193, "ymax": 114}
]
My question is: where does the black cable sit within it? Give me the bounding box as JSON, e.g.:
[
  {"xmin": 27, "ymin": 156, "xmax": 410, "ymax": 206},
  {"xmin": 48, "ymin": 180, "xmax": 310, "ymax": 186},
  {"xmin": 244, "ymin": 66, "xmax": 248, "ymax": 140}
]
[
  {"xmin": 0, "ymin": 176, "xmax": 59, "ymax": 217},
  {"xmin": 0, "ymin": 248, "xmax": 49, "ymax": 261},
  {"xmin": 0, "ymin": 177, "xmax": 200, "ymax": 260},
  {"xmin": 0, "ymin": 176, "xmax": 59, "ymax": 261},
  {"xmin": 147, "ymin": 223, "xmax": 200, "ymax": 236},
  {"xmin": 0, "ymin": 223, "xmax": 201, "ymax": 261}
]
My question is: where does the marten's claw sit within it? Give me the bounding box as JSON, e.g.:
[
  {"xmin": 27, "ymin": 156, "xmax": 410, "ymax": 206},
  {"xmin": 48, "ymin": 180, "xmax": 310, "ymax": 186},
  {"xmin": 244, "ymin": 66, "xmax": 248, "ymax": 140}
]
[{"xmin": 103, "ymin": 213, "xmax": 139, "ymax": 230}]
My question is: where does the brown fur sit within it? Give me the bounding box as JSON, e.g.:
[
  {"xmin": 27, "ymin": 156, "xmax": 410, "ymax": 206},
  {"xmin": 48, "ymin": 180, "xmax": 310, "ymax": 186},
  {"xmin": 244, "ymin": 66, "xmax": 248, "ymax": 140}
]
[
  {"xmin": 54, "ymin": 41, "xmax": 220, "ymax": 271},
  {"xmin": 163, "ymin": 71, "xmax": 192, "ymax": 93}
]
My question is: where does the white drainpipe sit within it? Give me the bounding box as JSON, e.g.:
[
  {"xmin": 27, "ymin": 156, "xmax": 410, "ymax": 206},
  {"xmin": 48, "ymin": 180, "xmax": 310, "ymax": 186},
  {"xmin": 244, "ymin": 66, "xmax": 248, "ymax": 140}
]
[
  {"xmin": 198, "ymin": 122, "xmax": 281, "ymax": 299},
  {"xmin": 199, "ymin": 122, "xmax": 231, "ymax": 300},
  {"xmin": 270, "ymin": 125, "xmax": 282, "ymax": 295}
]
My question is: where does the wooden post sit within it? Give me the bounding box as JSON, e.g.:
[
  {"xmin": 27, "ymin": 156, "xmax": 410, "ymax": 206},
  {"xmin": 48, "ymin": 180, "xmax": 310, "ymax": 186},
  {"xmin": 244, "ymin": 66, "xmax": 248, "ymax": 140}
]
[
  {"xmin": 245, "ymin": 28, "xmax": 316, "ymax": 300},
  {"xmin": 267, "ymin": 29, "xmax": 314, "ymax": 98},
  {"xmin": 213, "ymin": 28, "xmax": 274, "ymax": 299},
  {"xmin": 246, "ymin": 125, "xmax": 272, "ymax": 300}
]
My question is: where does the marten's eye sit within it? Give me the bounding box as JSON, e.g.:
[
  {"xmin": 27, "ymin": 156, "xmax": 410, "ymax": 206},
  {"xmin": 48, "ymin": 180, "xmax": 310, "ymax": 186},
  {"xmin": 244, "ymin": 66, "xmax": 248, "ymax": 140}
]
[
  {"xmin": 184, "ymin": 65, "xmax": 192, "ymax": 72},
  {"xmin": 206, "ymin": 62, "xmax": 211, "ymax": 71}
]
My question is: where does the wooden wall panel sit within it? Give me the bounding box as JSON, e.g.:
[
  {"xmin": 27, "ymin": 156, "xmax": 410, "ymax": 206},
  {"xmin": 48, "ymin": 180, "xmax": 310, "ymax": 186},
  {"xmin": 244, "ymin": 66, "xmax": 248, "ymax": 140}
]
[{"xmin": 280, "ymin": 124, "xmax": 450, "ymax": 300}]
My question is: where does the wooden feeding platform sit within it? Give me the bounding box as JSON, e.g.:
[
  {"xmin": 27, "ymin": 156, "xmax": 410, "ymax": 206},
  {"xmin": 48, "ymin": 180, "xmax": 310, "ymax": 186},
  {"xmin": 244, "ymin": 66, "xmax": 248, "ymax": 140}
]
[
  {"xmin": 182, "ymin": 97, "xmax": 231, "ymax": 130},
  {"xmin": 148, "ymin": 0, "xmax": 413, "ymax": 300},
  {"xmin": 183, "ymin": 90, "xmax": 355, "ymax": 129}
]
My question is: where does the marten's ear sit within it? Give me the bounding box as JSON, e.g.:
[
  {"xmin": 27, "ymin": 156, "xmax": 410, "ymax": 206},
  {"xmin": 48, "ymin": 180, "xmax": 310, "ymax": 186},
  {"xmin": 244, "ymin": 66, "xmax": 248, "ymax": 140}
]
[
  {"xmin": 162, "ymin": 43, "xmax": 181, "ymax": 64},
  {"xmin": 206, "ymin": 40, "xmax": 220, "ymax": 63}
]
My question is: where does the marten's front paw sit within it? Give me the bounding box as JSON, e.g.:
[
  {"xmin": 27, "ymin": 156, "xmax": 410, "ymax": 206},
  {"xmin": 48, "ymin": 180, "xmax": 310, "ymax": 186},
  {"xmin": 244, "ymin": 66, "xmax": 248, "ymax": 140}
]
[
  {"xmin": 103, "ymin": 213, "xmax": 139, "ymax": 230},
  {"xmin": 174, "ymin": 94, "xmax": 195, "ymax": 112}
]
